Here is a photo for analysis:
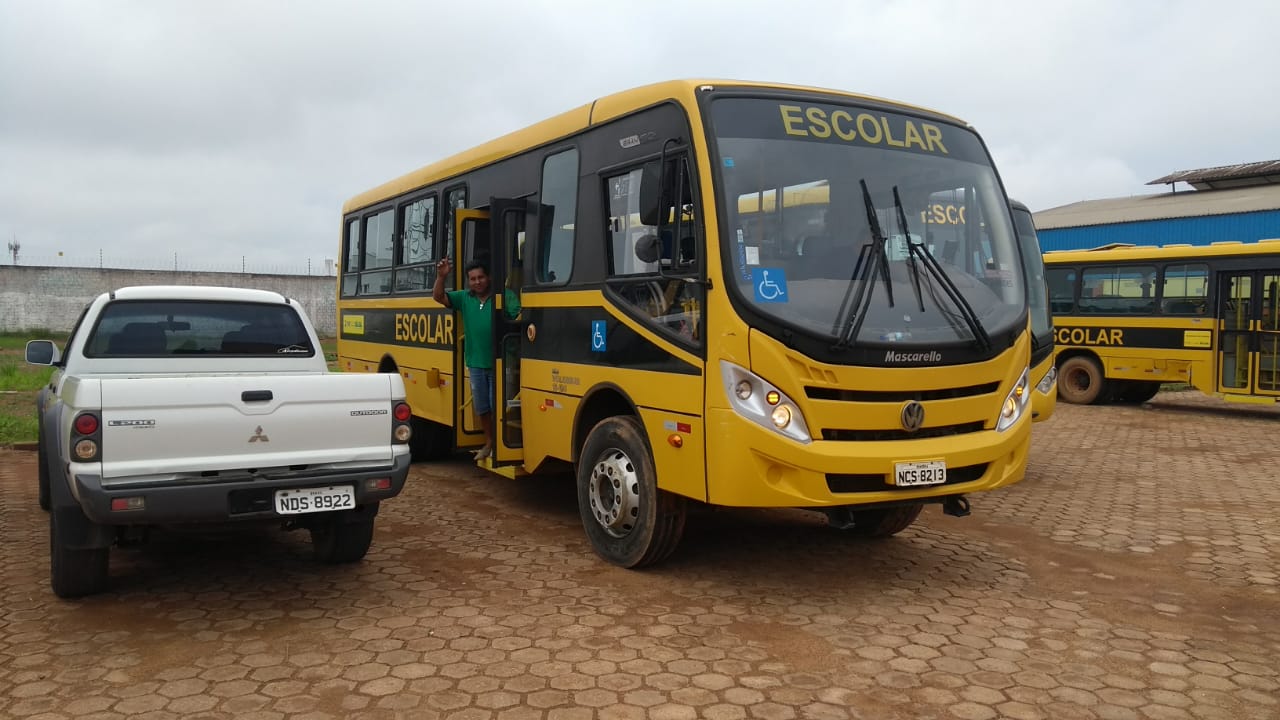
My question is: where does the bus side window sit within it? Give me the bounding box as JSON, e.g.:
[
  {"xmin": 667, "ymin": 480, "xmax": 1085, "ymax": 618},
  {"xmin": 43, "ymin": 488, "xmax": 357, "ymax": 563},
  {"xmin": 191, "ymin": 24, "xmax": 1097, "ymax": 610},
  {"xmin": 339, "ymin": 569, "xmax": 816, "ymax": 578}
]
[{"xmin": 1047, "ymin": 268, "xmax": 1076, "ymax": 314}]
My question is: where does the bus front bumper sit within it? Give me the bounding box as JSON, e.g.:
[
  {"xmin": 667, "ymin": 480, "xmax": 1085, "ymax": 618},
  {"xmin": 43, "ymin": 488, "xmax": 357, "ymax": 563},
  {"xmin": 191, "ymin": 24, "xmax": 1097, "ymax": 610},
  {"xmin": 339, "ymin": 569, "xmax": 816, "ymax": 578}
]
[{"xmin": 705, "ymin": 408, "xmax": 1031, "ymax": 508}]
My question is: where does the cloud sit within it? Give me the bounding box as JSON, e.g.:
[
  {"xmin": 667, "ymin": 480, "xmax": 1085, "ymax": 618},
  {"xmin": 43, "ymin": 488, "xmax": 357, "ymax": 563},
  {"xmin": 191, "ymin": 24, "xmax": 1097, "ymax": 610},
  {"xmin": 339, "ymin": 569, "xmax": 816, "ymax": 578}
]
[{"xmin": 2, "ymin": 0, "xmax": 1277, "ymax": 268}]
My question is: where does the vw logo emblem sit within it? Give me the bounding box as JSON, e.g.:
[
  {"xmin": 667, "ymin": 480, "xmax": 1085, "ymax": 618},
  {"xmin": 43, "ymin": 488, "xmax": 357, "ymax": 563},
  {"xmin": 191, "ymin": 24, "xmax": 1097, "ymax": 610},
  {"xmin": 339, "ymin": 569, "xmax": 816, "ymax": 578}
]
[{"xmin": 900, "ymin": 401, "xmax": 925, "ymax": 432}]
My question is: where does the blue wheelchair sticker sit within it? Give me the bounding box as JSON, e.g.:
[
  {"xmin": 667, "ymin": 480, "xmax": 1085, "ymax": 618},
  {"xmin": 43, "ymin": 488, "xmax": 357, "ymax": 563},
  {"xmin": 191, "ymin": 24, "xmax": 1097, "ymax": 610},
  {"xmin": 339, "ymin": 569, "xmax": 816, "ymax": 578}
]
[
  {"xmin": 591, "ymin": 320, "xmax": 607, "ymax": 352},
  {"xmin": 752, "ymin": 268, "xmax": 788, "ymax": 303}
]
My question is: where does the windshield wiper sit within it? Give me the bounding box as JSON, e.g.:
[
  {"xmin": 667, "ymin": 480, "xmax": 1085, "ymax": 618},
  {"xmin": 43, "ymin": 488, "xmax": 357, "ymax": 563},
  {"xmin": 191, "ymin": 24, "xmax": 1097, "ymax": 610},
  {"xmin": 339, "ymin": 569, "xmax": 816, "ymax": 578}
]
[
  {"xmin": 893, "ymin": 188, "xmax": 992, "ymax": 352},
  {"xmin": 831, "ymin": 180, "xmax": 893, "ymax": 350}
]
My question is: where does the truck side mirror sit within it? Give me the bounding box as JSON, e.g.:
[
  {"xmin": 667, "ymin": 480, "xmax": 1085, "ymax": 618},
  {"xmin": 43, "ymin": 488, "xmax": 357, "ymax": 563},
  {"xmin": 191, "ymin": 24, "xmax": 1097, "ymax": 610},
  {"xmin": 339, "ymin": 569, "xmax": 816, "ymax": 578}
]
[{"xmin": 26, "ymin": 339, "xmax": 60, "ymax": 366}]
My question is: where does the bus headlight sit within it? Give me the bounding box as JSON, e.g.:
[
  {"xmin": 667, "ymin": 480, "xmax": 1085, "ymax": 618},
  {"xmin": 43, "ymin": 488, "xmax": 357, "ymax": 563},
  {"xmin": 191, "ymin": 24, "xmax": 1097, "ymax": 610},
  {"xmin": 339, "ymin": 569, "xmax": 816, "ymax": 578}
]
[
  {"xmin": 1035, "ymin": 366, "xmax": 1057, "ymax": 395},
  {"xmin": 720, "ymin": 361, "xmax": 811, "ymax": 444},
  {"xmin": 996, "ymin": 368, "xmax": 1031, "ymax": 432}
]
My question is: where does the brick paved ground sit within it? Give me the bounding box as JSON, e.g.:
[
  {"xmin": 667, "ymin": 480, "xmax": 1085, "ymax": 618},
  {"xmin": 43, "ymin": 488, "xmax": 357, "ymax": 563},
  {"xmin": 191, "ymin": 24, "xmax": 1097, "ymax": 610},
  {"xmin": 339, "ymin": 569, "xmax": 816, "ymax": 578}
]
[{"xmin": 2, "ymin": 391, "xmax": 1277, "ymax": 719}]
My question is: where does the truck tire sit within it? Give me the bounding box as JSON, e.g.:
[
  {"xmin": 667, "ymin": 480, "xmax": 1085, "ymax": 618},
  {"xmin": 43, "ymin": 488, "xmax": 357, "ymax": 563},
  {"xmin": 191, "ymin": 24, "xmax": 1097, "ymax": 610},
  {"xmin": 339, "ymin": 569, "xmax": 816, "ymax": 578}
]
[
  {"xmin": 1057, "ymin": 356, "xmax": 1106, "ymax": 405},
  {"xmin": 37, "ymin": 435, "xmax": 51, "ymax": 513},
  {"xmin": 312, "ymin": 509, "xmax": 375, "ymax": 563},
  {"xmin": 409, "ymin": 417, "xmax": 452, "ymax": 461},
  {"xmin": 50, "ymin": 510, "xmax": 109, "ymax": 599},
  {"xmin": 825, "ymin": 503, "xmax": 923, "ymax": 537},
  {"xmin": 577, "ymin": 416, "xmax": 686, "ymax": 568}
]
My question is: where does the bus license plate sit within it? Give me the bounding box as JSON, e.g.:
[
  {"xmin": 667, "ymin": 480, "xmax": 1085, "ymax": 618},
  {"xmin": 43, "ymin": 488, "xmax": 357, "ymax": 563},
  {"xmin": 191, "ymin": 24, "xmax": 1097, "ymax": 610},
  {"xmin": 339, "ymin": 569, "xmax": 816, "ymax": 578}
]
[
  {"xmin": 275, "ymin": 485, "xmax": 355, "ymax": 515},
  {"xmin": 894, "ymin": 461, "xmax": 947, "ymax": 487}
]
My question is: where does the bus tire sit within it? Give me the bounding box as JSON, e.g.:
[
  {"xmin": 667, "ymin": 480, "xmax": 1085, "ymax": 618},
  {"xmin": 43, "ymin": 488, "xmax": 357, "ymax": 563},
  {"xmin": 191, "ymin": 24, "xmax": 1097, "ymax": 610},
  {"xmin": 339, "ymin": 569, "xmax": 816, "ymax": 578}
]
[
  {"xmin": 1117, "ymin": 381, "xmax": 1161, "ymax": 404},
  {"xmin": 409, "ymin": 417, "xmax": 452, "ymax": 461},
  {"xmin": 311, "ymin": 508, "xmax": 376, "ymax": 564},
  {"xmin": 1058, "ymin": 356, "xmax": 1105, "ymax": 405},
  {"xmin": 577, "ymin": 416, "xmax": 686, "ymax": 568},
  {"xmin": 826, "ymin": 503, "xmax": 923, "ymax": 537},
  {"xmin": 50, "ymin": 509, "xmax": 110, "ymax": 599}
]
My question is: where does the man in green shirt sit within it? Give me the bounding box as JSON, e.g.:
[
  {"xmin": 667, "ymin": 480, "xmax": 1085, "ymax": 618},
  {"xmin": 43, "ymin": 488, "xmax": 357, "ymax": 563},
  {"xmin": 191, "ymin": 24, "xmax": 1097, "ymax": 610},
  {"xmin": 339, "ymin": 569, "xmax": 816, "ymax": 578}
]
[{"xmin": 433, "ymin": 257, "xmax": 520, "ymax": 460}]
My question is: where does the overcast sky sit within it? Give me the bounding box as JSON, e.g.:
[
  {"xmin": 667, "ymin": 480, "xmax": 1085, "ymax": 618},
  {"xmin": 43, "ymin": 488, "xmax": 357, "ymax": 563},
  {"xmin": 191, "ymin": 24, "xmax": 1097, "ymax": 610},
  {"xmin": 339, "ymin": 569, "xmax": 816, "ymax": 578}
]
[{"xmin": 2, "ymin": 0, "xmax": 1276, "ymax": 272}]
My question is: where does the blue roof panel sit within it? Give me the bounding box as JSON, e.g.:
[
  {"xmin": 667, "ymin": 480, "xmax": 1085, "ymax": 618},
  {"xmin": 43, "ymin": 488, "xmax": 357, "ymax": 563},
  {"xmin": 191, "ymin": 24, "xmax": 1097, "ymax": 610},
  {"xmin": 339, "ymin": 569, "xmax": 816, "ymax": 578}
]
[{"xmin": 1037, "ymin": 210, "xmax": 1280, "ymax": 252}]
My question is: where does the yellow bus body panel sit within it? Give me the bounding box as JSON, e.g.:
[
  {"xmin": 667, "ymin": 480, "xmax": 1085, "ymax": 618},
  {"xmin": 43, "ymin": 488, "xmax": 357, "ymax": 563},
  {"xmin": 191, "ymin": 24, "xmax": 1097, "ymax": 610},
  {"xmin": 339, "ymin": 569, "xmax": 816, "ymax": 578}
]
[{"xmin": 704, "ymin": 331, "xmax": 1032, "ymax": 508}]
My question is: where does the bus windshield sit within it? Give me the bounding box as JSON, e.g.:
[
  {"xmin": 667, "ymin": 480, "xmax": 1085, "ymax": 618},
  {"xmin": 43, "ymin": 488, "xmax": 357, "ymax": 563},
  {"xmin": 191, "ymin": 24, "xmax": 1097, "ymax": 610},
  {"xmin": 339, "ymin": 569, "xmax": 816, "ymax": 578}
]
[{"xmin": 709, "ymin": 97, "xmax": 1025, "ymax": 356}]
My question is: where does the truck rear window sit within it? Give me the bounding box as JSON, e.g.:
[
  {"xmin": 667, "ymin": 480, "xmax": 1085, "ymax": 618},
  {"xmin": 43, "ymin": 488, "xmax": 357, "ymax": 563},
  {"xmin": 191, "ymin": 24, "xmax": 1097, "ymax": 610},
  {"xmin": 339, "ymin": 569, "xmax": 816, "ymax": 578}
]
[{"xmin": 85, "ymin": 301, "xmax": 316, "ymax": 357}]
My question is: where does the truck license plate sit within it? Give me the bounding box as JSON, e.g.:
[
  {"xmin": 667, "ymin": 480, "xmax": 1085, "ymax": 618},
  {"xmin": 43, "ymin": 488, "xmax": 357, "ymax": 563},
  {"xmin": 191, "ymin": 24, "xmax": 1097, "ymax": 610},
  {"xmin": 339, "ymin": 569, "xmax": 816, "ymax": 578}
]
[
  {"xmin": 274, "ymin": 485, "xmax": 355, "ymax": 515},
  {"xmin": 894, "ymin": 460, "xmax": 947, "ymax": 487}
]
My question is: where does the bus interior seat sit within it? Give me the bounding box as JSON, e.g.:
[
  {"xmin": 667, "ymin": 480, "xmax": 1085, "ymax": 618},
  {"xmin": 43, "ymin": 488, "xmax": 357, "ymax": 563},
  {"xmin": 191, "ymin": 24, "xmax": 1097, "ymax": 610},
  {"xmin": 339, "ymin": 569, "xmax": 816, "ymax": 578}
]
[
  {"xmin": 795, "ymin": 235, "xmax": 843, "ymax": 279},
  {"xmin": 1165, "ymin": 299, "xmax": 1201, "ymax": 314},
  {"xmin": 675, "ymin": 235, "xmax": 696, "ymax": 269},
  {"xmin": 107, "ymin": 322, "xmax": 167, "ymax": 355}
]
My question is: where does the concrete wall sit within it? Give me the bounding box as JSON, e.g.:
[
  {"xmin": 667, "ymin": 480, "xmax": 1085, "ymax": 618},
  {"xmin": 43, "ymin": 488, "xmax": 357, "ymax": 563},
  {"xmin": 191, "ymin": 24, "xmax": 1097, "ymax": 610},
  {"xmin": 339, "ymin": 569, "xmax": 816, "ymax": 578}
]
[{"xmin": 0, "ymin": 266, "xmax": 337, "ymax": 336}]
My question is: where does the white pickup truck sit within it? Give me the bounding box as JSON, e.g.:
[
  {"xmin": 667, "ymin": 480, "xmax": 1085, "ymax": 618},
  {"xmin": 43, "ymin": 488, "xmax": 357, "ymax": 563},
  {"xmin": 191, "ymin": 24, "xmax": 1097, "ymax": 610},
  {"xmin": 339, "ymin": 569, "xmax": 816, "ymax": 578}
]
[{"xmin": 26, "ymin": 285, "xmax": 413, "ymax": 598}]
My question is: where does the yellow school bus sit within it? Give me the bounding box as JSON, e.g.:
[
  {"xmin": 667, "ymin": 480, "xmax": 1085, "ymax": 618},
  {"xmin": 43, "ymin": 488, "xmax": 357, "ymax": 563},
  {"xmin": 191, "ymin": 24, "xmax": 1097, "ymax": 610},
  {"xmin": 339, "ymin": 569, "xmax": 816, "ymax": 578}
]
[
  {"xmin": 1045, "ymin": 240, "xmax": 1280, "ymax": 404},
  {"xmin": 1010, "ymin": 200, "xmax": 1058, "ymax": 421},
  {"xmin": 337, "ymin": 79, "xmax": 1035, "ymax": 567}
]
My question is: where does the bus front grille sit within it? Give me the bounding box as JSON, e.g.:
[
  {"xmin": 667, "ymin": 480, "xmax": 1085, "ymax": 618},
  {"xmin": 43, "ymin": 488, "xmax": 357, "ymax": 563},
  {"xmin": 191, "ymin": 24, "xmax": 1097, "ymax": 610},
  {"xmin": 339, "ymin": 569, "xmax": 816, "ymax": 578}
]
[
  {"xmin": 806, "ymin": 383, "xmax": 1000, "ymax": 402},
  {"xmin": 827, "ymin": 463, "xmax": 989, "ymax": 494},
  {"xmin": 820, "ymin": 421, "xmax": 986, "ymax": 441}
]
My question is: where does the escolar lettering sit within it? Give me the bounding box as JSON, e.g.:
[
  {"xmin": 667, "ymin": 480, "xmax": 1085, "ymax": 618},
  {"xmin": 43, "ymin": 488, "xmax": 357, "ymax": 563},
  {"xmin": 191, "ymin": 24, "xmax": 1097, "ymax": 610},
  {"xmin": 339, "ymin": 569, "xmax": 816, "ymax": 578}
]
[
  {"xmin": 394, "ymin": 312, "xmax": 454, "ymax": 345},
  {"xmin": 1055, "ymin": 327, "xmax": 1124, "ymax": 346},
  {"xmin": 779, "ymin": 105, "xmax": 949, "ymax": 155}
]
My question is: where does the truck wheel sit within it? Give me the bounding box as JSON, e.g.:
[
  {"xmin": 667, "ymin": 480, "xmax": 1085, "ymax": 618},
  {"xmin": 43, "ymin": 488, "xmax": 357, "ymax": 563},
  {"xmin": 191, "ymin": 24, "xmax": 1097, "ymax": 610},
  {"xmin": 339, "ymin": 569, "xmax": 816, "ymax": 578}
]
[
  {"xmin": 1057, "ymin": 356, "xmax": 1106, "ymax": 405},
  {"xmin": 825, "ymin": 503, "xmax": 923, "ymax": 537},
  {"xmin": 409, "ymin": 417, "xmax": 452, "ymax": 461},
  {"xmin": 312, "ymin": 510, "xmax": 375, "ymax": 563},
  {"xmin": 1117, "ymin": 381, "xmax": 1161, "ymax": 404},
  {"xmin": 50, "ymin": 510, "xmax": 109, "ymax": 598},
  {"xmin": 37, "ymin": 435, "xmax": 51, "ymax": 513},
  {"xmin": 577, "ymin": 416, "xmax": 686, "ymax": 568}
]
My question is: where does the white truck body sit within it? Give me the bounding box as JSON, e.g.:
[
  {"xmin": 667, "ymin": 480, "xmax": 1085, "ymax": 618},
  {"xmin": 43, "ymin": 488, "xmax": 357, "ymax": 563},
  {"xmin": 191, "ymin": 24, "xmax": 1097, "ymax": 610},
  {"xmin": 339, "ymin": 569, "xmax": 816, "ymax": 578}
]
[{"xmin": 29, "ymin": 285, "xmax": 413, "ymax": 598}]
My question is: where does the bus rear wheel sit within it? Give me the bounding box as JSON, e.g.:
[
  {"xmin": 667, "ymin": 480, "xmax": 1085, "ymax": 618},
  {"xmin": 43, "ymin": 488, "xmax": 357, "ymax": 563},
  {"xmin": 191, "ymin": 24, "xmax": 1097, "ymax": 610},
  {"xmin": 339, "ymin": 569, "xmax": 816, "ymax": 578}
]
[
  {"xmin": 577, "ymin": 416, "xmax": 686, "ymax": 568},
  {"xmin": 1058, "ymin": 356, "xmax": 1106, "ymax": 404},
  {"xmin": 409, "ymin": 417, "xmax": 452, "ymax": 461},
  {"xmin": 1115, "ymin": 380, "xmax": 1162, "ymax": 404}
]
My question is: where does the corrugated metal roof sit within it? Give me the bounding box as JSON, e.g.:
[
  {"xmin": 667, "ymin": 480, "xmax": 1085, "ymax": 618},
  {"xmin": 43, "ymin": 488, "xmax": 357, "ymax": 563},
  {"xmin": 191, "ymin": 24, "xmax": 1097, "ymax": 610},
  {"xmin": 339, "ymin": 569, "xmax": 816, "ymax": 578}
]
[
  {"xmin": 1032, "ymin": 184, "xmax": 1280, "ymax": 230},
  {"xmin": 1147, "ymin": 159, "xmax": 1280, "ymax": 186}
]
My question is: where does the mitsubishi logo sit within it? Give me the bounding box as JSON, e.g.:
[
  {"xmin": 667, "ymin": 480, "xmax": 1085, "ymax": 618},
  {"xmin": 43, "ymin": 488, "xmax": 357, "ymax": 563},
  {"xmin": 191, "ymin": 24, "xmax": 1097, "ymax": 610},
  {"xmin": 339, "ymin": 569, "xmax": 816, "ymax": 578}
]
[
  {"xmin": 248, "ymin": 426, "xmax": 270, "ymax": 443},
  {"xmin": 900, "ymin": 401, "xmax": 925, "ymax": 433}
]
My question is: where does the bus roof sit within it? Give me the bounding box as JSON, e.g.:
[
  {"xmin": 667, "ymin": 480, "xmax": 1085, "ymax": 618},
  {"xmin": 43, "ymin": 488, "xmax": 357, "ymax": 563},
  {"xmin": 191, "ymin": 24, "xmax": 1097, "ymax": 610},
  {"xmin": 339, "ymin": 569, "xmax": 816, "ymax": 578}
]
[
  {"xmin": 1043, "ymin": 238, "xmax": 1280, "ymax": 263},
  {"xmin": 342, "ymin": 79, "xmax": 967, "ymax": 215}
]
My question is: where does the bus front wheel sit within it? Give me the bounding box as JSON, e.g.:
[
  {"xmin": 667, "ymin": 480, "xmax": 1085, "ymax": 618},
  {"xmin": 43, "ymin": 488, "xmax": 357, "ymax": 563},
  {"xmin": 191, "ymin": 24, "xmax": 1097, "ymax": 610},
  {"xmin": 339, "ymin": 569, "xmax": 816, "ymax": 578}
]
[
  {"xmin": 577, "ymin": 416, "xmax": 686, "ymax": 568},
  {"xmin": 1058, "ymin": 356, "xmax": 1106, "ymax": 405}
]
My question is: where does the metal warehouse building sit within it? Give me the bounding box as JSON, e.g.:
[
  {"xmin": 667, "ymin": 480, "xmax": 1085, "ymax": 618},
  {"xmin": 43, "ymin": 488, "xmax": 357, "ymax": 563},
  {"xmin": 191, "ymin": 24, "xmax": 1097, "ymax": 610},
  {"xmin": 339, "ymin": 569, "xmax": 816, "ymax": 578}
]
[{"xmin": 1032, "ymin": 159, "xmax": 1280, "ymax": 251}]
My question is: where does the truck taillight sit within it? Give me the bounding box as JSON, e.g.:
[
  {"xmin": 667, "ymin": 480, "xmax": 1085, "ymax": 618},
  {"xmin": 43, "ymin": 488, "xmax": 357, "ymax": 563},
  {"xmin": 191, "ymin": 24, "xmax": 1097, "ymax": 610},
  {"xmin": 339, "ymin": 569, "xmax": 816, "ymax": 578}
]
[
  {"xmin": 71, "ymin": 412, "xmax": 101, "ymax": 462},
  {"xmin": 75, "ymin": 439, "xmax": 98, "ymax": 460},
  {"xmin": 74, "ymin": 413, "xmax": 99, "ymax": 435},
  {"xmin": 393, "ymin": 402, "xmax": 411, "ymax": 422}
]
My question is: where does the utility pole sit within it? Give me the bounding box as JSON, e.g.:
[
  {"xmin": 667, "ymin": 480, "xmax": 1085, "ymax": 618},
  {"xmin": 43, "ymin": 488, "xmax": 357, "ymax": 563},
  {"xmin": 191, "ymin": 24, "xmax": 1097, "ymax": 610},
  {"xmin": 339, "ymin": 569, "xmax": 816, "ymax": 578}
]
[{"xmin": 7, "ymin": 235, "xmax": 19, "ymax": 264}]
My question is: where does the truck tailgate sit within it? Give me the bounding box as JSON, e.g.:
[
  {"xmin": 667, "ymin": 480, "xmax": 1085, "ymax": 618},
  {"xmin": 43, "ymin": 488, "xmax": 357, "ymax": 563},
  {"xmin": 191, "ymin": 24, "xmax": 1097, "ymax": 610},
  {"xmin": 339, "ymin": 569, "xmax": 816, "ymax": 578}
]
[{"xmin": 98, "ymin": 374, "xmax": 400, "ymax": 479}]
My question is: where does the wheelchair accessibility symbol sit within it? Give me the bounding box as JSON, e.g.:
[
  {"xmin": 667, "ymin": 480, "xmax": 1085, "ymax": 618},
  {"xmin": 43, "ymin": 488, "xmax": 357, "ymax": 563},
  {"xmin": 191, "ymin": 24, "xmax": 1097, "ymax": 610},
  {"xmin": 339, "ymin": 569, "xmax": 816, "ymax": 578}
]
[
  {"xmin": 591, "ymin": 320, "xmax": 607, "ymax": 352},
  {"xmin": 751, "ymin": 268, "xmax": 788, "ymax": 303}
]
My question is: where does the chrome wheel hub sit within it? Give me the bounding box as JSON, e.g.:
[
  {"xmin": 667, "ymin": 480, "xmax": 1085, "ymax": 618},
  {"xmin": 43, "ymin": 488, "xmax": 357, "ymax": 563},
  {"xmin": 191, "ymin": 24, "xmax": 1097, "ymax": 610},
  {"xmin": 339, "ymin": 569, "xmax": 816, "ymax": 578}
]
[{"xmin": 588, "ymin": 448, "xmax": 641, "ymax": 538}]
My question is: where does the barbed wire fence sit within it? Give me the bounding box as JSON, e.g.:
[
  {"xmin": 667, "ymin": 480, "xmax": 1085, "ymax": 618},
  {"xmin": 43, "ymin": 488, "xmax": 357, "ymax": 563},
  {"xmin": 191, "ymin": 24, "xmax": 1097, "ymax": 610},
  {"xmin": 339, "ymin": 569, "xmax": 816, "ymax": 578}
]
[{"xmin": 6, "ymin": 250, "xmax": 338, "ymax": 277}]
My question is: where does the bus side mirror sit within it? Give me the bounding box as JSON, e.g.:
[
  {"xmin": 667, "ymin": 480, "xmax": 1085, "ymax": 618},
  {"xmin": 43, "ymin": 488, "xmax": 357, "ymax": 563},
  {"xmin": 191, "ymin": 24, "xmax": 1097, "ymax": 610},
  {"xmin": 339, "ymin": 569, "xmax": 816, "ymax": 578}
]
[
  {"xmin": 635, "ymin": 234, "xmax": 661, "ymax": 264},
  {"xmin": 638, "ymin": 160, "xmax": 664, "ymax": 226}
]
